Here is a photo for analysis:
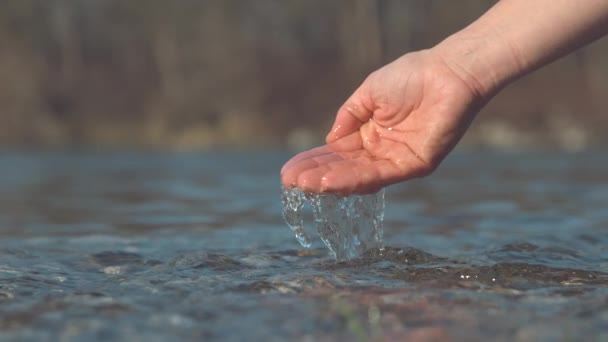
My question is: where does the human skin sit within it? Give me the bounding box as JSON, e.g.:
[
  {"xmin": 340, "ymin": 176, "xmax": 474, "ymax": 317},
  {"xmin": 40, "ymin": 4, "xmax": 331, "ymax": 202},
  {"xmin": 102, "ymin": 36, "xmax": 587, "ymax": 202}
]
[{"xmin": 281, "ymin": 0, "xmax": 608, "ymax": 195}]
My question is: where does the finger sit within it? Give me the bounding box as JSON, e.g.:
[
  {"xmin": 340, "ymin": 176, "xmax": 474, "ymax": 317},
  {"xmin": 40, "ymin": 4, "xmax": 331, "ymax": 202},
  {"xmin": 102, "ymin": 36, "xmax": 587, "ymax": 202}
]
[
  {"xmin": 321, "ymin": 158, "xmax": 410, "ymax": 195},
  {"xmin": 282, "ymin": 132, "xmax": 365, "ymax": 186},
  {"xmin": 326, "ymin": 82, "xmax": 374, "ymax": 143},
  {"xmin": 280, "ymin": 145, "xmax": 332, "ymax": 176},
  {"xmin": 295, "ymin": 157, "xmax": 362, "ymax": 193},
  {"xmin": 281, "ymin": 152, "xmax": 345, "ymax": 188},
  {"xmin": 326, "ymin": 131, "xmax": 364, "ymax": 153},
  {"xmin": 296, "ymin": 167, "xmax": 328, "ymax": 193},
  {"xmin": 319, "ymin": 159, "xmax": 381, "ymax": 195}
]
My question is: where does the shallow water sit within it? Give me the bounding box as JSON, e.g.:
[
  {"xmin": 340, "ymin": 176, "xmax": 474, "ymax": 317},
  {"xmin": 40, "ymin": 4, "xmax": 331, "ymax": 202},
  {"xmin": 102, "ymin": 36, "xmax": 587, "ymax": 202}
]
[{"xmin": 1, "ymin": 150, "xmax": 608, "ymax": 341}]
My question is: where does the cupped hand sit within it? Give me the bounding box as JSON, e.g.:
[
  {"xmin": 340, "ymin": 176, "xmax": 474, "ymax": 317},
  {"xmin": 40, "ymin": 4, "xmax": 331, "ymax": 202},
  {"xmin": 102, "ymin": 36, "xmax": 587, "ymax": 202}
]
[{"xmin": 281, "ymin": 50, "xmax": 487, "ymax": 195}]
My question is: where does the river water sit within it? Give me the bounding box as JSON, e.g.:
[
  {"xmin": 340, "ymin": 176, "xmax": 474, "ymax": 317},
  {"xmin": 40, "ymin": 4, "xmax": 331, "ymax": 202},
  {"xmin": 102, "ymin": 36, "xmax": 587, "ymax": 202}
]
[{"xmin": 1, "ymin": 150, "xmax": 608, "ymax": 341}]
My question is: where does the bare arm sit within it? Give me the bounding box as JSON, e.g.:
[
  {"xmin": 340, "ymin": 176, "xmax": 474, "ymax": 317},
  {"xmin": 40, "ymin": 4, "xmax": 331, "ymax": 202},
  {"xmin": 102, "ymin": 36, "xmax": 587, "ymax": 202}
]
[{"xmin": 435, "ymin": 0, "xmax": 608, "ymax": 99}]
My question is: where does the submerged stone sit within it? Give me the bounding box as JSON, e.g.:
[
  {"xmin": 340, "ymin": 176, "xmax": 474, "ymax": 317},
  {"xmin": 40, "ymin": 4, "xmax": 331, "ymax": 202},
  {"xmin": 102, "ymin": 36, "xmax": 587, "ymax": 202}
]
[{"xmin": 281, "ymin": 186, "xmax": 385, "ymax": 261}]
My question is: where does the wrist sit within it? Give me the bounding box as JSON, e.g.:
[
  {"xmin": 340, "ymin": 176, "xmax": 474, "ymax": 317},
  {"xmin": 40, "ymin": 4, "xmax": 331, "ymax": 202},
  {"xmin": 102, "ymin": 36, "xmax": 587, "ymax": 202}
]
[{"xmin": 431, "ymin": 26, "xmax": 526, "ymax": 100}]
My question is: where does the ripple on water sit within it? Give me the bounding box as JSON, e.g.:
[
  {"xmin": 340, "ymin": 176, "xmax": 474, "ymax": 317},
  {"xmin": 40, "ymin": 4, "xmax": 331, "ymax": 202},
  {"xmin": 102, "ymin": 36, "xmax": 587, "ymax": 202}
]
[{"xmin": 2, "ymin": 152, "xmax": 608, "ymax": 340}]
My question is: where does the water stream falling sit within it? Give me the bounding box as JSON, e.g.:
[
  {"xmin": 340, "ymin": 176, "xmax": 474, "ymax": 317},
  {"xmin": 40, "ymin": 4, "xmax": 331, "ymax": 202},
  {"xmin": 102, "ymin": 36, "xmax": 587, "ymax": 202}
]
[{"xmin": 281, "ymin": 186, "xmax": 385, "ymax": 261}]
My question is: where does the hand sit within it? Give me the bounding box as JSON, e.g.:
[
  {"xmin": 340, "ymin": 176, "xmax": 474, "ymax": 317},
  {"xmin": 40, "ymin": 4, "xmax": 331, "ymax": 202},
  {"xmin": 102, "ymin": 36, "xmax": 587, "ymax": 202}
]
[{"xmin": 281, "ymin": 49, "xmax": 487, "ymax": 195}]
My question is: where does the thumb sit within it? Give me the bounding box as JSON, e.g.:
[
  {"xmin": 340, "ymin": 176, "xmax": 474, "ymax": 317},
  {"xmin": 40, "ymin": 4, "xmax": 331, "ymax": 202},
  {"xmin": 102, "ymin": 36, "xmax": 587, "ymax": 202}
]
[{"xmin": 325, "ymin": 82, "xmax": 374, "ymax": 143}]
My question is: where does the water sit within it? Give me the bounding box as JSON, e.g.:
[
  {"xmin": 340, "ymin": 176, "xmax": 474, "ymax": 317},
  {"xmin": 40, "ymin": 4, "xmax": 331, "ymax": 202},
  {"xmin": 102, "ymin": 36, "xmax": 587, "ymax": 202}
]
[
  {"xmin": 1, "ymin": 150, "xmax": 608, "ymax": 341},
  {"xmin": 281, "ymin": 187, "xmax": 384, "ymax": 261}
]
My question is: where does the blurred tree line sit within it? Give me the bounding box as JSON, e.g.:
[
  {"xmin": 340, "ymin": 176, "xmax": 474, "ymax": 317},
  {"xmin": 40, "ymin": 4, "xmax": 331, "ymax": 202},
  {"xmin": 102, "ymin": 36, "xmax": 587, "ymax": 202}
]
[{"xmin": 0, "ymin": 0, "xmax": 606, "ymax": 150}]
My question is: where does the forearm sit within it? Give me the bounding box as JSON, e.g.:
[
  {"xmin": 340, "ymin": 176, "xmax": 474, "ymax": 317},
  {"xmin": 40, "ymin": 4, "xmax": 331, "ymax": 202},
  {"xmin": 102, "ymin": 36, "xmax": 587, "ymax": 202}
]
[{"xmin": 433, "ymin": 0, "xmax": 608, "ymax": 98}]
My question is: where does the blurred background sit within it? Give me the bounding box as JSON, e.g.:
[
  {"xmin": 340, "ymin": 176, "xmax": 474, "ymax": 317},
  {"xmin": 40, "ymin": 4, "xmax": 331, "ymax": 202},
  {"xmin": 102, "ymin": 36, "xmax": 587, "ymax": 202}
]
[{"xmin": 1, "ymin": 0, "xmax": 607, "ymax": 151}]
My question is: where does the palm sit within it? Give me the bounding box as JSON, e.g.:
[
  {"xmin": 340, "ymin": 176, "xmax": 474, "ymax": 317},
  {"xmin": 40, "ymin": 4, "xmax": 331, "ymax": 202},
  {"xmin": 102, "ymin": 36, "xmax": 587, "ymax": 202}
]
[{"xmin": 281, "ymin": 51, "xmax": 483, "ymax": 194}]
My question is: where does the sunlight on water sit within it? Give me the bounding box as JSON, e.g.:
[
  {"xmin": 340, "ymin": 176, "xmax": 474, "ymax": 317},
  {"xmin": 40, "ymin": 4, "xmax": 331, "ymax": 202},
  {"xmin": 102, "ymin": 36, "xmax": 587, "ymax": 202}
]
[{"xmin": 281, "ymin": 186, "xmax": 385, "ymax": 261}]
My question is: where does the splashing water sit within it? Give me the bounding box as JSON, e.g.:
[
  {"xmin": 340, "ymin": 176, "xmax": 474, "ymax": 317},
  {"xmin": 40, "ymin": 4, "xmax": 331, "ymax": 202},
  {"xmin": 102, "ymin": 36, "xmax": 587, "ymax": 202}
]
[{"xmin": 281, "ymin": 186, "xmax": 385, "ymax": 261}]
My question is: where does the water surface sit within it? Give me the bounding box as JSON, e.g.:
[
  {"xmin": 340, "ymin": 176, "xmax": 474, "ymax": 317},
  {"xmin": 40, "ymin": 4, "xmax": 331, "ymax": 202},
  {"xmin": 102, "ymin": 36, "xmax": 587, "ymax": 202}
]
[{"xmin": 1, "ymin": 150, "xmax": 608, "ymax": 341}]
